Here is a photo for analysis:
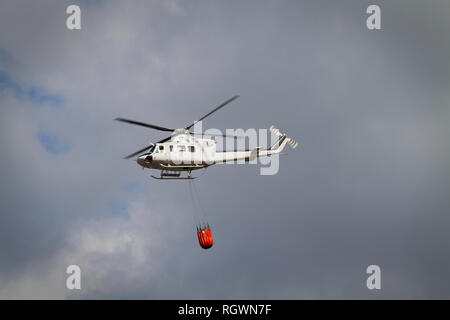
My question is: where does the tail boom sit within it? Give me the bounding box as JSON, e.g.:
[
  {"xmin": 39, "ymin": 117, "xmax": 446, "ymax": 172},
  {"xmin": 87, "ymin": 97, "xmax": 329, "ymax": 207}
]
[{"xmin": 213, "ymin": 125, "xmax": 298, "ymax": 163}]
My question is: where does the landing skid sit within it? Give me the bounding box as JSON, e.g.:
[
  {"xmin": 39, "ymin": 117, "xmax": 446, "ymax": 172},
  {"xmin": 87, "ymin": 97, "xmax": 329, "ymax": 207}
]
[
  {"xmin": 151, "ymin": 175, "xmax": 197, "ymax": 180},
  {"xmin": 151, "ymin": 169, "xmax": 198, "ymax": 180}
]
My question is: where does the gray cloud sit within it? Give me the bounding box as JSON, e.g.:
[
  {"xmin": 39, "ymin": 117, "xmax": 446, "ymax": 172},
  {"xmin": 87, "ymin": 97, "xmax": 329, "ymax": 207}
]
[{"xmin": 0, "ymin": 0, "xmax": 449, "ymax": 299}]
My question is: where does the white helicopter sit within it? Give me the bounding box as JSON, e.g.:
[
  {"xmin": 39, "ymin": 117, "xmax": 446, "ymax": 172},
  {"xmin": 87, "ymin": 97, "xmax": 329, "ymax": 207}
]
[{"xmin": 116, "ymin": 96, "xmax": 298, "ymax": 179}]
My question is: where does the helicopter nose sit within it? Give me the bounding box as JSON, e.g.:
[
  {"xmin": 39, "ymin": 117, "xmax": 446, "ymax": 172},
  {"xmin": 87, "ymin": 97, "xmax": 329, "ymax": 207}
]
[{"xmin": 137, "ymin": 155, "xmax": 152, "ymax": 167}]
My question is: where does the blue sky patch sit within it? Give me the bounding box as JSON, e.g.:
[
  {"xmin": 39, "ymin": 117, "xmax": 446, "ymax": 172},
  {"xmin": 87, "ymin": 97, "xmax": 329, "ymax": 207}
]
[
  {"xmin": 0, "ymin": 71, "xmax": 64, "ymax": 107},
  {"xmin": 37, "ymin": 131, "xmax": 71, "ymax": 155},
  {"xmin": 108, "ymin": 198, "xmax": 130, "ymax": 218},
  {"xmin": 123, "ymin": 182, "xmax": 141, "ymax": 193},
  {"xmin": 107, "ymin": 182, "xmax": 142, "ymax": 218}
]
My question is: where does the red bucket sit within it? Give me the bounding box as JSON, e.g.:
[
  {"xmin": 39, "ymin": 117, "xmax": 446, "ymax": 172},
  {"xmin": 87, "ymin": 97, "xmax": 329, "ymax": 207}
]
[{"xmin": 197, "ymin": 226, "xmax": 213, "ymax": 249}]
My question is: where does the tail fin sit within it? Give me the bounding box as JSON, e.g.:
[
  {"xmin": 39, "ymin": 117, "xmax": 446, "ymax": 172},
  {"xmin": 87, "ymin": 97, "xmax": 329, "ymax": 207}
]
[{"xmin": 269, "ymin": 125, "xmax": 298, "ymax": 149}]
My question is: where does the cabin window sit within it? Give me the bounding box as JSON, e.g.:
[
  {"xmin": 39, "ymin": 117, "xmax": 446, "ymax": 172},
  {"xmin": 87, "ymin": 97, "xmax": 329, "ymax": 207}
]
[
  {"xmin": 159, "ymin": 145, "xmax": 164, "ymax": 151},
  {"xmin": 189, "ymin": 146, "xmax": 195, "ymax": 152},
  {"xmin": 169, "ymin": 145, "xmax": 173, "ymax": 152},
  {"xmin": 177, "ymin": 145, "xmax": 186, "ymax": 152}
]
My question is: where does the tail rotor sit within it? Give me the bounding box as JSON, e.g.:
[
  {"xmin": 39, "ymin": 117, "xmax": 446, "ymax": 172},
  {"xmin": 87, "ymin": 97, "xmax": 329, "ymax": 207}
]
[{"xmin": 269, "ymin": 125, "xmax": 298, "ymax": 149}]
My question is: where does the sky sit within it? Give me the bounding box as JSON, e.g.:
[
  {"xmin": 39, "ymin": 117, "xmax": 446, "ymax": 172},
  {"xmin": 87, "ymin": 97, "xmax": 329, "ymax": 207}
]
[{"xmin": 0, "ymin": 0, "xmax": 449, "ymax": 299}]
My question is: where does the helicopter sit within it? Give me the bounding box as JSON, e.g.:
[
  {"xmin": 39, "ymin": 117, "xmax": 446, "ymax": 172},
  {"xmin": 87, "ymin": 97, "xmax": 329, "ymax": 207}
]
[{"xmin": 116, "ymin": 95, "xmax": 298, "ymax": 179}]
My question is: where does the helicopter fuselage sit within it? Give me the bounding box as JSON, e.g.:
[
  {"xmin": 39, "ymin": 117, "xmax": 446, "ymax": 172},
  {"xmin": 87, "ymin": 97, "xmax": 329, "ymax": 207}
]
[{"xmin": 136, "ymin": 132, "xmax": 216, "ymax": 171}]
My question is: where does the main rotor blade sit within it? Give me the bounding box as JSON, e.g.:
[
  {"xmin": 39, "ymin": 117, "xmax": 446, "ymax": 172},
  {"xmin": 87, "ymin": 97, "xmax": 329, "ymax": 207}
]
[
  {"xmin": 123, "ymin": 136, "xmax": 172, "ymax": 159},
  {"xmin": 156, "ymin": 136, "xmax": 172, "ymax": 144},
  {"xmin": 185, "ymin": 95, "xmax": 240, "ymax": 130},
  {"xmin": 123, "ymin": 144, "xmax": 154, "ymax": 159},
  {"xmin": 115, "ymin": 118, "xmax": 174, "ymax": 132},
  {"xmin": 190, "ymin": 132, "xmax": 244, "ymax": 139}
]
